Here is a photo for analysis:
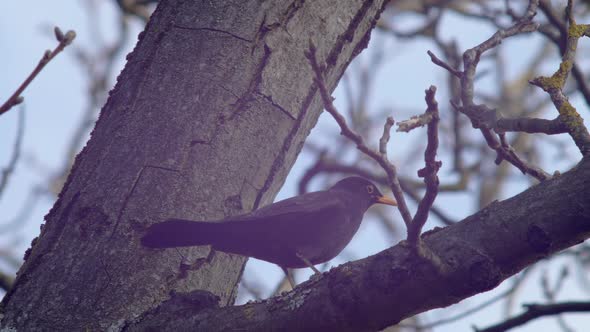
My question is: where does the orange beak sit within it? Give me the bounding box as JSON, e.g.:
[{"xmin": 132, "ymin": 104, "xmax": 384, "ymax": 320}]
[{"xmin": 375, "ymin": 195, "xmax": 397, "ymax": 206}]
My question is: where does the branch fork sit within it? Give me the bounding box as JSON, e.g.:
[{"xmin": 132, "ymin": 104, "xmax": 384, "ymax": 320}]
[{"xmin": 305, "ymin": 42, "xmax": 441, "ymax": 248}]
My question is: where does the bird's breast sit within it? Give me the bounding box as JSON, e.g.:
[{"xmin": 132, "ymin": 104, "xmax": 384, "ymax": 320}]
[{"xmin": 295, "ymin": 211, "xmax": 363, "ymax": 265}]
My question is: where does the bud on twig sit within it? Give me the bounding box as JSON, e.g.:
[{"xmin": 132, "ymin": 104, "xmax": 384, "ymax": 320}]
[{"xmin": 54, "ymin": 26, "xmax": 64, "ymax": 42}]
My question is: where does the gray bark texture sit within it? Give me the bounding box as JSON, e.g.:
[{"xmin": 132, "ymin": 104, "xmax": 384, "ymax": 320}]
[
  {"xmin": 0, "ymin": 0, "xmax": 387, "ymax": 330},
  {"xmin": 126, "ymin": 157, "xmax": 590, "ymax": 331}
]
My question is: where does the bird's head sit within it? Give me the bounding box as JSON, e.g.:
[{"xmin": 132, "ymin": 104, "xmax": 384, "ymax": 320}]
[{"xmin": 330, "ymin": 177, "xmax": 397, "ymax": 209}]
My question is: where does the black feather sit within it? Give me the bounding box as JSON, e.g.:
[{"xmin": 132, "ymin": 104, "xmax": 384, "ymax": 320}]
[
  {"xmin": 139, "ymin": 177, "xmax": 396, "ymax": 268},
  {"xmin": 141, "ymin": 219, "xmax": 221, "ymax": 248}
]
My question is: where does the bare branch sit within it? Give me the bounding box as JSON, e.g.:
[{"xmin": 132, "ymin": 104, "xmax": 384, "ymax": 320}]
[
  {"xmin": 496, "ymin": 117, "xmax": 567, "ymax": 135},
  {"xmin": 427, "ymin": 50, "xmax": 462, "ymax": 78},
  {"xmin": 407, "ymin": 86, "xmax": 441, "ymax": 245},
  {"xmin": 477, "ymin": 302, "xmax": 590, "ymax": 332},
  {"xmin": 430, "ymin": 0, "xmax": 551, "ymax": 181},
  {"xmin": 538, "ymin": 0, "xmax": 590, "ymax": 107},
  {"xmin": 379, "ymin": 117, "xmax": 395, "ymax": 156},
  {"xmin": 304, "ymin": 40, "xmax": 414, "ymax": 229},
  {"xmin": 0, "ymin": 27, "xmax": 76, "ymax": 116},
  {"xmin": 396, "ymin": 112, "xmax": 434, "ymax": 133},
  {"xmin": 401, "ymin": 271, "xmax": 532, "ymax": 330},
  {"xmin": 530, "ymin": 1, "xmax": 590, "ymax": 155},
  {"xmin": 450, "ymin": 102, "xmax": 567, "ymax": 135}
]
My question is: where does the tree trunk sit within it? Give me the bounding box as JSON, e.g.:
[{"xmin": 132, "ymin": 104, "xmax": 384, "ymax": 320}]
[{"xmin": 0, "ymin": 0, "xmax": 387, "ymax": 330}]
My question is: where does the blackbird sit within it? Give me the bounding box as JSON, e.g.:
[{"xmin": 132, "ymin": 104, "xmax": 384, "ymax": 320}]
[{"xmin": 141, "ymin": 177, "xmax": 397, "ymax": 284}]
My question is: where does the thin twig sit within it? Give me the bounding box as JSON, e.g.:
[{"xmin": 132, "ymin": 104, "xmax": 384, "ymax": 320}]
[
  {"xmin": 427, "ymin": 50, "xmax": 462, "ymax": 78},
  {"xmin": 0, "ymin": 27, "xmax": 76, "ymax": 116},
  {"xmin": 429, "ymin": 0, "xmax": 551, "ymax": 181},
  {"xmin": 407, "ymin": 86, "xmax": 441, "ymax": 245},
  {"xmin": 396, "ymin": 112, "xmax": 434, "ymax": 133},
  {"xmin": 538, "ymin": 0, "xmax": 590, "ymax": 107},
  {"xmin": 379, "ymin": 117, "xmax": 395, "ymax": 156},
  {"xmin": 305, "ymin": 40, "xmax": 413, "ymax": 229},
  {"xmin": 476, "ymin": 302, "xmax": 590, "ymax": 332},
  {"xmin": 433, "ymin": 37, "xmax": 465, "ymax": 174},
  {"xmin": 401, "ymin": 277, "xmax": 521, "ymax": 330},
  {"xmin": 540, "ymin": 266, "xmax": 573, "ymax": 332},
  {"xmin": 530, "ymin": 0, "xmax": 590, "ymax": 155}
]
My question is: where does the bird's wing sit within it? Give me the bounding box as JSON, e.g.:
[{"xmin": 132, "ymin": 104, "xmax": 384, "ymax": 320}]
[
  {"xmin": 213, "ymin": 191, "xmax": 348, "ymax": 266},
  {"xmin": 233, "ymin": 190, "xmax": 344, "ymax": 222},
  {"xmin": 228, "ymin": 191, "xmax": 350, "ymax": 246}
]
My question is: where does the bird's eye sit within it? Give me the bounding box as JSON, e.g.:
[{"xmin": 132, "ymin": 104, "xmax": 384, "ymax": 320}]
[{"xmin": 366, "ymin": 185, "xmax": 374, "ymax": 194}]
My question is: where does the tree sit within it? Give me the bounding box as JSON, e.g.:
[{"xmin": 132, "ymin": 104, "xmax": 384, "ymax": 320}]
[
  {"xmin": 0, "ymin": 0, "xmax": 389, "ymax": 330},
  {"xmin": 1, "ymin": 0, "xmax": 589, "ymax": 331}
]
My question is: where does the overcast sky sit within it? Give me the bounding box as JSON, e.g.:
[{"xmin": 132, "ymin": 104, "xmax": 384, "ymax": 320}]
[{"xmin": 1, "ymin": 1, "xmax": 588, "ymax": 331}]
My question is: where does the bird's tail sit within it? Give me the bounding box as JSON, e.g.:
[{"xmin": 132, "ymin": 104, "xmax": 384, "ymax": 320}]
[{"xmin": 141, "ymin": 218, "xmax": 223, "ymax": 248}]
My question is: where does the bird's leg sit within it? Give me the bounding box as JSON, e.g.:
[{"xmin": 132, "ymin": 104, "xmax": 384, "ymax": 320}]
[
  {"xmin": 281, "ymin": 266, "xmax": 296, "ymax": 289},
  {"xmin": 295, "ymin": 252, "xmax": 321, "ymax": 275}
]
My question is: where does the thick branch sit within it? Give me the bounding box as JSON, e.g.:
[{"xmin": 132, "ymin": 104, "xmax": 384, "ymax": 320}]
[
  {"xmin": 127, "ymin": 157, "xmax": 590, "ymax": 331},
  {"xmin": 496, "ymin": 116, "xmax": 567, "ymax": 134}
]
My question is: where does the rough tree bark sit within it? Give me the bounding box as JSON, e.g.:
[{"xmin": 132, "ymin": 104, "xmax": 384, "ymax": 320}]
[{"xmin": 0, "ymin": 0, "xmax": 388, "ymax": 330}]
